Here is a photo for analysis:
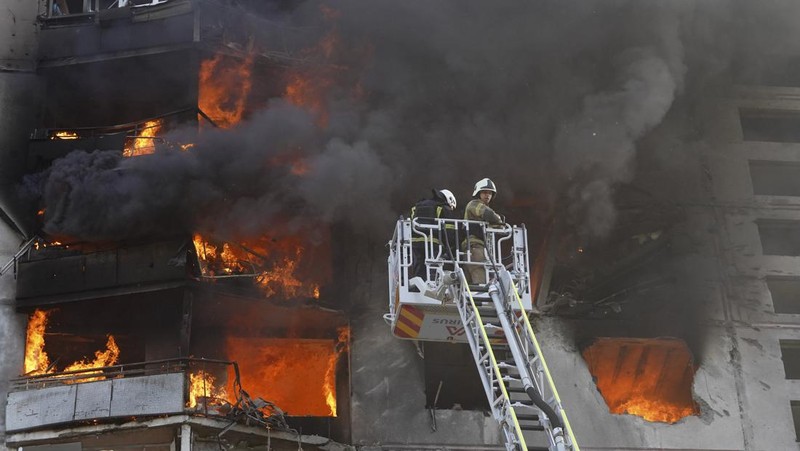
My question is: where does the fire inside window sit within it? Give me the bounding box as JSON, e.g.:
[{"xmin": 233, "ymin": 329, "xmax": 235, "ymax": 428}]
[{"xmin": 582, "ymin": 337, "xmax": 699, "ymax": 423}]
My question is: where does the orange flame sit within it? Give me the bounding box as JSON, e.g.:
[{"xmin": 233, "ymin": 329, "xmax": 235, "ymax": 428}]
[
  {"xmin": 226, "ymin": 333, "xmax": 347, "ymax": 417},
  {"xmin": 123, "ymin": 119, "xmax": 163, "ymax": 157},
  {"xmin": 254, "ymin": 248, "xmax": 305, "ymax": 298},
  {"xmin": 188, "ymin": 370, "xmax": 230, "ymax": 408},
  {"xmin": 63, "ymin": 335, "xmax": 120, "ymax": 372},
  {"xmin": 199, "ymin": 54, "xmax": 254, "ymax": 128},
  {"xmin": 193, "ymin": 233, "xmax": 328, "ymax": 300},
  {"xmin": 24, "ymin": 309, "xmax": 51, "ymax": 375},
  {"xmin": 323, "ymin": 326, "xmax": 350, "ymax": 416},
  {"xmin": 52, "ymin": 131, "xmax": 79, "ymax": 140},
  {"xmin": 583, "ymin": 338, "xmax": 698, "ymax": 423},
  {"xmin": 24, "ymin": 309, "xmax": 120, "ymax": 382},
  {"xmin": 617, "ymin": 397, "xmax": 698, "ymax": 423},
  {"xmin": 62, "ymin": 335, "xmax": 120, "ymax": 383},
  {"xmin": 285, "ymin": 73, "xmax": 335, "ymax": 127}
]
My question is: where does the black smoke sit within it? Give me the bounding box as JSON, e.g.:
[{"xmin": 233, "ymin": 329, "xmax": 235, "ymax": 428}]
[{"xmin": 22, "ymin": 0, "xmax": 800, "ymax": 242}]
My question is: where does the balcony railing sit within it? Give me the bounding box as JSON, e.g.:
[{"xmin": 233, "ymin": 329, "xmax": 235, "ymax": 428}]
[{"xmin": 6, "ymin": 357, "xmax": 288, "ymax": 433}]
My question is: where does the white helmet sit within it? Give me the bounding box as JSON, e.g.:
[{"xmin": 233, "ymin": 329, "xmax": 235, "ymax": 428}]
[
  {"xmin": 472, "ymin": 178, "xmax": 497, "ymax": 197},
  {"xmin": 439, "ymin": 189, "xmax": 457, "ymax": 210}
]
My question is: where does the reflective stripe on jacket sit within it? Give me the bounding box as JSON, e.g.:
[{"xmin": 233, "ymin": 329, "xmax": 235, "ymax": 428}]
[{"xmin": 463, "ymin": 199, "xmax": 502, "ymax": 246}]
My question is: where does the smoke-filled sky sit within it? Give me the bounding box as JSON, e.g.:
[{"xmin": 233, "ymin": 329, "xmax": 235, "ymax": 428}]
[{"xmin": 22, "ymin": 0, "xmax": 800, "ymax": 242}]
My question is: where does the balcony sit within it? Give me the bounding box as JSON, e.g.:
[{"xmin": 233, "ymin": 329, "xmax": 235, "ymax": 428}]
[{"xmin": 6, "ymin": 358, "xmax": 246, "ymax": 433}]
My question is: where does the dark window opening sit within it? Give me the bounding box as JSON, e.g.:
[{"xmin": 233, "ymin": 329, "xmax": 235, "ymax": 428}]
[
  {"xmin": 780, "ymin": 340, "xmax": 800, "ymax": 380},
  {"xmin": 792, "ymin": 401, "xmax": 800, "ymax": 441},
  {"xmin": 750, "ymin": 160, "xmax": 800, "ymax": 197},
  {"xmin": 740, "ymin": 110, "xmax": 800, "ymax": 143},
  {"xmin": 767, "ymin": 277, "xmax": 800, "ymax": 314},
  {"xmin": 757, "ymin": 220, "xmax": 800, "ymax": 256}
]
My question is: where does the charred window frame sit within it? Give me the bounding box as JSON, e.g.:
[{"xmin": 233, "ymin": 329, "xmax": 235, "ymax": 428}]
[
  {"xmin": 756, "ymin": 219, "xmax": 800, "ymax": 256},
  {"xmin": 767, "ymin": 277, "xmax": 800, "ymax": 314},
  {"xmin": 780, "ymin": 340, "xmax": 800, "ymax": 380},
  {"xmin": 740, "ymin": 109, "xmax": 800, "ymax": 143},
  {"xmin": 750, "ymin": 160, "xmax": 800, "ymax": 197}
]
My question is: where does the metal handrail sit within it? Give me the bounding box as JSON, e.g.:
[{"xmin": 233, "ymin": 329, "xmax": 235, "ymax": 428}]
[{"xmin": 11, "ymin": 357, "xmax": 239, "ymax": 391}]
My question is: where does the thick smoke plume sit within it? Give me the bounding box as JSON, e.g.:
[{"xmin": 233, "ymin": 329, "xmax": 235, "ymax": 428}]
[{"xmin": 22, "ymin": 1, "xmax": 800, "ymax": 242}]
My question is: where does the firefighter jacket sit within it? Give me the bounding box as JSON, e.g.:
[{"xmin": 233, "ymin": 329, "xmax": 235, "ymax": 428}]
[
  {"xmin": 410, "ymin": 198, "xmax": 458, "ymax": 253},
  {"xmin": 463, "ymin": 198, "xmax": 503, "ymax": 246}
]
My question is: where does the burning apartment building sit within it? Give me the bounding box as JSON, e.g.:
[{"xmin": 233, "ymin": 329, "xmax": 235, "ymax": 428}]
[{"xmin": 2, "ymin": 1, "xmax": 800, "ymax": 450}]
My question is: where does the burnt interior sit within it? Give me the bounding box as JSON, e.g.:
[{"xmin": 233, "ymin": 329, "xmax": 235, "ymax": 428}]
[
  {"xmin": 17, "ymin": 236, "xmax": 350, "ymax": 440},
  {"xmin": 16, "ymin": 12, "xmax": 351, "ymax": 437}
]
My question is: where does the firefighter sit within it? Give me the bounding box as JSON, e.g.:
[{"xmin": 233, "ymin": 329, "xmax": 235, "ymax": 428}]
[
  {"xmin": 410, "ymin": 189, "xmax": 458, "ymax": 282},
  {"xmin": 463, "ymin": 178, "xmax": 504, "ymax": 284}
]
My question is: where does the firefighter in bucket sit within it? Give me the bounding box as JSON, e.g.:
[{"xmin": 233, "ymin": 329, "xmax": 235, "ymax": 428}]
[{"xmin": 409, "ymin": 189, "xmax": 458, "ymax": 285}]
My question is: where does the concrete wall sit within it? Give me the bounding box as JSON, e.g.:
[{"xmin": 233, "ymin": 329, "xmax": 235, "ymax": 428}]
[
  {"xmin": 0, "ymin": 0, "xmax": 38, "ymax": 72},
  {"xmin": 0, "ymin": 1, "xmax": 40, "ymax": 449},
  {"xmin": 0, "ymin": 222, "xmax": 27, "ymax": 449},
  {"xmin": 348, "ymin": 236, "xmax": 503, "ymax": 449},
  {"xmin": 531, "ymin": 86, "xmax": 800, "ymax": 451}
]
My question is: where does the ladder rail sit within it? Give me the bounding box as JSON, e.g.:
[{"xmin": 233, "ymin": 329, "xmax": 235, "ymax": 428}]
[
  {"xmin": 489, "ymin": 274, "xmax": 565, "ymax": 451},
  {"xmin": 385, "ymin": 218, "xmax": 579, "ymax": 451},
  {"xmin": 509, "ymin": 280, "xmax": 581, "ymax": 451},
  {"xmin": 457, "ymin": 270, "xmax": 528, "ymax": 451}
]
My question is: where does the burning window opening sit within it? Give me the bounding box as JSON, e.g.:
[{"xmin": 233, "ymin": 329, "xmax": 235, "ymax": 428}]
[
  {"xmin": 192, "ymin": 233, "xmax": 327, "ymax": 300},
  {"xmin": 123, "ymin": 119, "xmax": 164, "ymax": 157},
  {"xmin": 224, "ymin": 326, "xmax": 349, "ymax": 418},
  {"xmin": 582, "ymin": 337, "xmax": 699, "ymax": 423},
  {"xmin": 24, "ymin": 308, "xmax": 121, "ymax": 381},
  {"xmin": 51, "ymin": 131, "xmax": 79, "ymax": 140},
  {"xmin": 198, "ymin": 54, "xmax": 254, "ymax": 129},
  {"xmin": 11, "ymin": 356, "xmax": 292, "ymax": 434}
]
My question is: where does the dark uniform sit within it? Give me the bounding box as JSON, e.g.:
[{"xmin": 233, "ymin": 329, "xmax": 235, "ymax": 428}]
[{"xmin": 410, "ymin": 196, "xmax": 457, "ymax": 281}]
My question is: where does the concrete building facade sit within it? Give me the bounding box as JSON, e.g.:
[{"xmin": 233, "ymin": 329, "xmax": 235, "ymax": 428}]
[{"xmin": 2, "ymin": 2, "xmax": 800, "ymax": 451}]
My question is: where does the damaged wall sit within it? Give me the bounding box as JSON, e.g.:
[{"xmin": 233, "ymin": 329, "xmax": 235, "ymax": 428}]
[
  {"xmin": 0, "ymin": 0, "xmax": 40, "ymax": 448},
  {"xmin": 346, "ymin": 235, "xmax": 502, "ymax": 448},
  {"xmin": 7, "ymin": 2, "xmax": 800, "ymax": 450},
  {"xmin": 0, "ymin": 220, "xmax": 26, "ymax": 449},
  {"xmin": 526, "ymin": 85, "xmax": 800, "ymax": 450}
]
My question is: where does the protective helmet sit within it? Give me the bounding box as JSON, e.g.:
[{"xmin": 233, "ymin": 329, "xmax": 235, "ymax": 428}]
[
  {"xmin": 438, "ymin": 189, "xmax": 457, "ymax": 210},
  {"xmin": 472, "ymin": 178, "xmax": 497, "ymax": 197}
]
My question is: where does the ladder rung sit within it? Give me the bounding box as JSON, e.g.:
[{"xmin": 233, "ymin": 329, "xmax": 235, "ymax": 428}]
[
  {"xmin": 519, "ymin": 425, "xmax": 545, "ymax": 431},
  {"xmin": 514, "ymin": 413, "xmax": 540, "ymax": 421},
  {"xmin": 511, "ymin": 401, "xmax": 535, "ymax": 408},
  {"xmin": 468, "ymin": 284, "xmax": 491, "ymax": 292}
]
